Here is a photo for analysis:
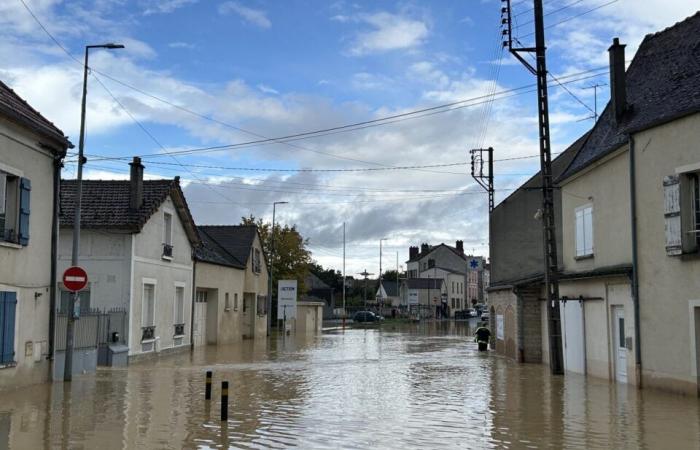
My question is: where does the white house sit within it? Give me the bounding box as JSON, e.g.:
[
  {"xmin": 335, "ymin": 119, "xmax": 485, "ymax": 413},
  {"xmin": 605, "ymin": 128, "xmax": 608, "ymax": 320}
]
[
  {"xmin": 0, "ymin": 80, "xmax": 71, "ymax": 389},
  {"xmin": 58, "ymin": 157, "xmax": 200, "ymax": 362}
]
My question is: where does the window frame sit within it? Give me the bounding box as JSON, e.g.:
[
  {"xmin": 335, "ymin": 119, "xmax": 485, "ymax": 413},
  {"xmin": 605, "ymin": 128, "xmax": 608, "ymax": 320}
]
[
  {"xmin": 173, "ymin": 282, "xmax": 186, "ymax": 326},
  {"xmin": 0, "ymin": 167, "xmax": 21, "ymax": 245},
  {"xmin": 142, "ymin": 279, "xmax": 157, "ymax": 329},
  {"xmin": 575, "ymin": 204, "xmax": 594, "ymax": 258}
]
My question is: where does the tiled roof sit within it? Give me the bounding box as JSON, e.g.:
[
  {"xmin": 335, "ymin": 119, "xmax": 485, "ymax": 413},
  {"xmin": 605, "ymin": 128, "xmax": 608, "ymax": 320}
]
[
  {"xmin": 406, "ymin": 278, "xmax": 443, "ymax": 290},
  {"xmin": 559, "ymin": 12, "xmax": 700, "ymax": 181},
  {"xmin": 0, "ymin": 79, "xmax": 72, "ymax": 150},
  {"xmin": 195, "ymin": 227, "xmax": 246, "ymax": 268},
  {"xmin": 407, "ymin": 243, "xmax": 467, "ymax": 263},
  {"xmin": 59, "ymin": 178, "xmax": 200, "ymax": 245},
  {"xmin": 196, "ymin": 225, "xmax": 260, "ymax": 266}
]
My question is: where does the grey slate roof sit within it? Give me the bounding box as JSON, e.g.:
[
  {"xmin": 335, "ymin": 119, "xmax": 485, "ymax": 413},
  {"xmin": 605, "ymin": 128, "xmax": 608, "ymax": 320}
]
[
  {"xmin": 0, "ymin": 80, "xmax": 72, "ymax": 150},
  {"xmin": 196, "ymin": 225, "xmax": 260, "ymax": 266},
  {"xmin": 195, "ymin": 227, "xmax": 246, "ymax": 268},
  {"xmin": 407, "ymin": 243, "xmax": 467, "ymax": 263},
  {"xmin": 559, "ymin": 12, "xmax": 700, "ymax": 181},
  {"xmin": 406, "ymin": 278, "xmax": 443, "ymax": 290},
  {"xmin": 60, "ymin": 178, "xmax": 200, "ymax": 245},
  {"xmin": 380, "ymin": 281, "xmax": 399, "ymax": 297}
]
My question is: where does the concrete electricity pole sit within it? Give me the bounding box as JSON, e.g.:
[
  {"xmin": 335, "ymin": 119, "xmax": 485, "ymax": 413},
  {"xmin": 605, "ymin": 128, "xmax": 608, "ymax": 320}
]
[{"xmin": 267, "ymin": 201, "xmax": 288, "ymax": 335}]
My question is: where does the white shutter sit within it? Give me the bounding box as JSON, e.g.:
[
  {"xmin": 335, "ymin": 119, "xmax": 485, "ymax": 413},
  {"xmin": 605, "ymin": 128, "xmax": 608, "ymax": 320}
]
[
  {"xmin": 575, "ymin": 209, "xmax": 585, "ymax": 256},
  {"xmin": 663, "ymin": 175, "xmax": 682, "ymax": 255},
  {"xmin": 0, "ymin": 173, "xmax": 6, "ymax": 215},
  {"xmin": 584, "ymin": 207, "xmax": 594, "ymax": 255}
]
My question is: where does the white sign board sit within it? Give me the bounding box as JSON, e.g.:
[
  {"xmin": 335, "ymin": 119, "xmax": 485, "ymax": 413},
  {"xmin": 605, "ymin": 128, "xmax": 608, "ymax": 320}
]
[
  {"xmin": 408, "ymin": 290, "xmax": 419, "ymax": 305},
  {"xmin": 496, "ymin": 315, "xmax": 504, "ymax": 340},
  {"xmin": 277, "ymin": 280, "xmax": 297, "ymax": 320}
]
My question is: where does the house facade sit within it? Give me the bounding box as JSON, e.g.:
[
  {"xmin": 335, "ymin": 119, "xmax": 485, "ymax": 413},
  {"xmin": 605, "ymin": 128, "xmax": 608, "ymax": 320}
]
[
  {"xmin": 58, "ymin": 158, "xmax": 200, "ymax": 362},
  {"xmin": 0, "ymin": 81, "xmax": 71, "ymax": 389},
  {"xmin": 194, "ymin": 225, "xmax": 268, "ymax": 343}
]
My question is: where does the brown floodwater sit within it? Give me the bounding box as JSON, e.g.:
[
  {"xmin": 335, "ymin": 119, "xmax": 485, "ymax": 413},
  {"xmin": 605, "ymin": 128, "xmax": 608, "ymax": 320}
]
[{"xmin": 0, "ymin": 321, "xmax": 699, "ymax": 449}]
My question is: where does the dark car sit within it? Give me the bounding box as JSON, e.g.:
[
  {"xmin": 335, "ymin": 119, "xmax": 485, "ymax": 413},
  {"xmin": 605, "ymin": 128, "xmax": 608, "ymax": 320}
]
[{"xmin": 353, "ymin": 311, "xmax": 384, "ymax": 323}]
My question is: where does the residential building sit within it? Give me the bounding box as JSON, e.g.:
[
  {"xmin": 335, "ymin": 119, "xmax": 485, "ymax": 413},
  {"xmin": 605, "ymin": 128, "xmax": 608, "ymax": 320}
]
[
  {"xmin": 552, "ymin": 14, "xmax": 700, "ymax": 394},
  {"xmin": 0, "ymin": 81, "xmax": 71, "ymax": 389},
  {"xmin": 488, "ymin": 133, "xmax": 585, "ymax": 361},
  {"xmin": 303, "ymin": 272, "xmax": 335, "ymax": 318},
  {"xmin": 194, "ymin": 225, "xmax": 268, "ymax": 342},
  {"xmin": 58, "ymin": 157, "xmax": 200, "ymax": 362},
  {"xmin": 400, "ymin": 278, "xmax": 445, "ymax": 318},
  {"xmin": 376, "ymin": 280, "xmax": 400, "ymax": 306}
]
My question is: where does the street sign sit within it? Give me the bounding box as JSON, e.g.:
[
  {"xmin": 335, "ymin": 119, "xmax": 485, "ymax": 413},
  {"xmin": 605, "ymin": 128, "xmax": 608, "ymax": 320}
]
[
  {"xmin": 277, "ymin": 280, "xmax": 297, "ymax": 320},
  {"xmin": 63, "ymin": 266, "xmax": 88, "ymax": 292}
]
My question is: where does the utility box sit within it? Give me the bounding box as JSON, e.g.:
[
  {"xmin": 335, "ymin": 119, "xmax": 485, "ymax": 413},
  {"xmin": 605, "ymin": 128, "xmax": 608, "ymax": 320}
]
[{"xmin": 106, "ymin": 344, "xmax": 129, "ymax": 367}]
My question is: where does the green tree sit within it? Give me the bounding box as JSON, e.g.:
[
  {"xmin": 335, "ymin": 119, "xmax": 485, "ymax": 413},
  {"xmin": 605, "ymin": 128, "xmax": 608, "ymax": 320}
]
[{"xmin": 241, "ymin": 215, "xmax": 311, "ymax": 295}]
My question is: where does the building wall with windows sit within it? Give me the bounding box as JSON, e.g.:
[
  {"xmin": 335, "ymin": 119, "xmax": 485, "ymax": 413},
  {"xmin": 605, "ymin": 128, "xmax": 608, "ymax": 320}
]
[
  {"xmin": 194, "ymin": 261, "xmax": 245, "ymax": 344},
  {"xmin": 0, "ymin": 118, "xmax": 63, "ymax": 389}
]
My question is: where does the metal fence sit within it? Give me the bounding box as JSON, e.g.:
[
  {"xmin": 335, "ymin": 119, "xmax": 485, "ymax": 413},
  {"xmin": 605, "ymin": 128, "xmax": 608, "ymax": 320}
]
[{"xmin": 54, "ymin": 308, "xmax": 127, "ymax": 351}]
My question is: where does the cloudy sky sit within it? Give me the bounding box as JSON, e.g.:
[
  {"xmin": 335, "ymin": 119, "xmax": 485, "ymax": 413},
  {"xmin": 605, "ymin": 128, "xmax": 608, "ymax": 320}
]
[{"xmin": 2, "ymin": 0, "xmax": 697, "ymax": 275}]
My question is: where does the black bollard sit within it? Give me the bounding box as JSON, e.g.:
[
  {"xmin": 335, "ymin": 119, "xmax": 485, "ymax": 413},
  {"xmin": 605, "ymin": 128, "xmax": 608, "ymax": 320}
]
[
  {"xmin": 205, "ymin": 370, "xmax": 212, "ymax": 400},
  {"xmin": 221, "ymin": 381, "xmax": 229, "ymax": 421}
]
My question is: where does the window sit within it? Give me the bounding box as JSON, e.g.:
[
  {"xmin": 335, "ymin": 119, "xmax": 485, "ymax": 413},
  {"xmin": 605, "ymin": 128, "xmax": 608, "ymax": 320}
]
[
  {"xmin": 575, "ymin": 205, "xmax": 594, "ymax": 257},
  {"xmin": 663, "ymin": 173, "xmax": 700, "ymax": 255},
  {"xmin": 234, "ymin": 293, "xmax": 238, "ymax": 311},
  {"xmin": 253, "ymin": 248, "xmax": 261, "ymax": 273},
  {"xmin": 0, "ymin": 291, "xmax": 17, "ymax": 365},
  {"xmin": 174, "ymin": 286, "xmax": 185, "ymax": 325},
  {"xmin": 0, "ymin": 172, "xmax": 30, "ymax": 246},
  {"xmin": 428, "ymin": 259, "xmax": 435, "ymax": 269},
  {"xmin": 257, "ymin": 295, "xmax": 267, "ymax": 315},
  {"xmin": 451, "ymin": 282, "xmax": 454, "ymax": 293},
  {"xmin": 162, "ymin": 212, "xmax": 173, "ymax": 258},
  {"xmin": 225, "ymin": 293, "xmax": 231, "ymax": 311},
  {"xmin": 142, "ymin": 283, "xmax": 155, "ymax": 327},
  {"xmin": 196, "ymin": 290, "xmax": 208, "ymax": 303}
]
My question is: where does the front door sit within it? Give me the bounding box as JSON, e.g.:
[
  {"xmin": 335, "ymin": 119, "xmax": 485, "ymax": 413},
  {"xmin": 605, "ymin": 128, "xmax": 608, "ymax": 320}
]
[
  {"xmin": 194, "ymin": 290, "xmax": 208, "ymax": 346},
  {"xmin": 613, "ymin": 307, "xmax": 627, "ymax": 383}
]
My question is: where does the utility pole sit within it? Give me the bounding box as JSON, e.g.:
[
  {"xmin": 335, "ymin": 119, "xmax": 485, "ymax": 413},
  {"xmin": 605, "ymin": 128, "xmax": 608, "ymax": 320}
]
[
  {"xmin": 379, "ymin": 238, "xmax": 387, "ymax": 305},
  {"xmin": 342, "ymin": 222, "xmax": 346, "ymax": 317},
  {"xmin": 267, "ymin": 201, "xmax": 288, "ymax": 335},
  {"xmin": 471, "ymin": 147, "xmax": 495, "ymax": 212},
  {"xmin": 502, "ymin": 0, "xmax": 564, "ymax": 374},
  {"xmin": 359, "ymin": 270, "xmax": 373, "ymax": 310}
]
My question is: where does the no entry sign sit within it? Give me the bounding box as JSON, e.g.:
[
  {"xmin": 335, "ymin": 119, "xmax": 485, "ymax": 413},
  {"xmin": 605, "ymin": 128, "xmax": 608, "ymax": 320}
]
[{"xmin": 63, "ymin": 266, "xmax": 88, "ymax": 292}]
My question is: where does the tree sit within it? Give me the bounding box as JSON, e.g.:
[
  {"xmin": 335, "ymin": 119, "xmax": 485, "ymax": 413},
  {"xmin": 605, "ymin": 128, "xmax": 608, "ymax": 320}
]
[{"xmin": 241, "ymin": 215, "xmax": 312, "ymax": 295}]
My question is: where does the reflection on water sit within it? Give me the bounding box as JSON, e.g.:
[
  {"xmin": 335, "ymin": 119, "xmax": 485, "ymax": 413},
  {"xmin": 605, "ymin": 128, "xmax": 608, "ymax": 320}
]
[{"xmin": 0, "ymin": 322, "xmax": 699, "ymax": 449}]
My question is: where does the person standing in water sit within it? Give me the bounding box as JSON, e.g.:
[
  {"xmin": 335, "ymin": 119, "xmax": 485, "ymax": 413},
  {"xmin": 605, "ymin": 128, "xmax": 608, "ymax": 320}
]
[{"xmin": 474, "ymin": 322, "xmax": 491, "ymax": 351}]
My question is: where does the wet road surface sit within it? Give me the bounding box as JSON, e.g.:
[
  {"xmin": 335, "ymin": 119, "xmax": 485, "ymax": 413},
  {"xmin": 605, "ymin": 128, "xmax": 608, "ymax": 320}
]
[{"xmin": 1, "ymin": 321, "xmax": 699, "ymax": 449}]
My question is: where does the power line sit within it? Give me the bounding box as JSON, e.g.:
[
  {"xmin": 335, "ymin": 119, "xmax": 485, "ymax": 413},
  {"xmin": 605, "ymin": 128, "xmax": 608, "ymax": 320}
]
[{"xmin": 519, "ymin": 0, "xmax": 619, "ymax": 39}]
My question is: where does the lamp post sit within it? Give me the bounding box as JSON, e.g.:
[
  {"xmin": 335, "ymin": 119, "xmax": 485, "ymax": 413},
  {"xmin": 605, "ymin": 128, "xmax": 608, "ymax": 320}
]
[
  {"xmin": 267, "ymin": 201, "xmax": 288, "ymax": 335},
  {"xmin": 378, "ymin": 238, "xmax": 387, "ymax": 307},
  {"xmin": 64, "ymin": 43, "xmax": 124, "ymax": 382}
]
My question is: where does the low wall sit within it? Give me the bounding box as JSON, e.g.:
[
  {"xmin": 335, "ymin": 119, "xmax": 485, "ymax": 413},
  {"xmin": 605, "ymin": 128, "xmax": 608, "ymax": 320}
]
[{"xmin": 296, "ymin": 302, "xmax": 323, "ymax": 334}]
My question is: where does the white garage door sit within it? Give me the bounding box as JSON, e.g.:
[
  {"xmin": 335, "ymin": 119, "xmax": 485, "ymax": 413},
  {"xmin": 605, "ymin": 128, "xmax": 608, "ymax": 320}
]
[
  {"xmin": 560, "ymin": 300, "xmax": 585, "ymax": 374},
  {"xmin": 194, "ymin": 290, "xmax": 207, "ymax": 346}
]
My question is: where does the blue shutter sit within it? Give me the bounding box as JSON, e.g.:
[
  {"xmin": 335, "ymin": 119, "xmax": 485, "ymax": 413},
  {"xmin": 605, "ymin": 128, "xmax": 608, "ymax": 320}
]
[
  {"xmin": 0, "ymin": 292, "xmax": 17, "ymax": 364},
  {"xmin": 18, "ymin": 178, "xmax": 31, "ymax": 246}
]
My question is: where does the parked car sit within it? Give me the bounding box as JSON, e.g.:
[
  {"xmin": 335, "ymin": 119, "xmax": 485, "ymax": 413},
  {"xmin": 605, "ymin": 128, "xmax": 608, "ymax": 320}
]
[
  {"xmin": 480, "ymin": 310, "xmax": 491, "ymax": 322},
  {"xmin": 353, "ymin": 311, "xmax": 384, "ymax": 323},
  {"xmin": 465, "ymin": 308, "xmax": 478, "ymax": 318}
]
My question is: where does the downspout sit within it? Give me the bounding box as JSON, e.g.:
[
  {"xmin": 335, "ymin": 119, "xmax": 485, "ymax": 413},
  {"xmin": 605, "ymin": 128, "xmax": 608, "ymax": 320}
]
[
  {"xmin": 628, "ymin": 134, "xmax": 642, "ymax": 387},
  {"xmin": 190, "ymin": 255, "xmax": 197, "ymax": 352},
  {"xmin": 48, "ymin": 154, "xmax": 62, "ymax": 366}
]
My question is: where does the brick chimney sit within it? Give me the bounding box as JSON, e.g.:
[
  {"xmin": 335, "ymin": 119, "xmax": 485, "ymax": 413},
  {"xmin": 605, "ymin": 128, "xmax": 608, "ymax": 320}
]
[
  {"xmin": 129, "ymin": 156, "xmax": 144, "ymax": 210},
  {"xmin": 608, "ymin": 37, "xmax": 627, "ymax": 122},
  {"xmin": 409, "ymin": 246, "xmax": 419, "ymax": 260},
  {"xmin": 420, "ymin": 243, "xmax": 429, "ymax": 255},
  {"xmin": 456, "ymin": 240, "xmax": 464, "ymax": 254}
]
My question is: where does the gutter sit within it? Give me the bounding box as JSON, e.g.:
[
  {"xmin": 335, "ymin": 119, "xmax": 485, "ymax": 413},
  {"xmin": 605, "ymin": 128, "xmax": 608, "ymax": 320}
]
[
  {"xmin": 190, "ymin": 253, "xmax": 197, "ymax": 352},
  {"xmin": 628, "ymin": 134, "xmax": 643, "ymax": 387},
  {"xmin": 48, "ymin": 154, "xmax": 62, "ymax": 365}
]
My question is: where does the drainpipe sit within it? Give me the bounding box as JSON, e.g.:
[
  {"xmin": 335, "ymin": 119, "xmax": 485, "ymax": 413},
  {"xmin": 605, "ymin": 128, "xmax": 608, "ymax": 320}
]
[
  {"xmin": 628, "ymin": 134, "xmax": 642, "ymax": 387},
  {"xmin": 48, "ymin": 154, "xmax": 62, "ymax": 367},
  {"xmin": 190, "ymin": 255, "xmax": 197, "ymax": 352}
]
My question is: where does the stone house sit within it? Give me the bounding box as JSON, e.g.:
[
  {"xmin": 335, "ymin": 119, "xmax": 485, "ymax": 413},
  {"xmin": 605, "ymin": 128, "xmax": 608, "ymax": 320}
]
[
  {"xmin": 0, "ymin": 80, "xmax": 71, "ymax": 389},
  {"xmin": 58, "ymin": 157, "xmax": 200, "ymax": 361},
  {"xmin": 194, "ymin": 225, "xmax": 268, "ymax": 342}
]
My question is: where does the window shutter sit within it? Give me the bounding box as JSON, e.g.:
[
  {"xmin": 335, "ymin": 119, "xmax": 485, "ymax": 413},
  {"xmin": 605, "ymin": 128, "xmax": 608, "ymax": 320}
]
[
  {"xmin": 575, "ymin": 209, "xmax": 585, "ymax": 256},
  {"xmin": 0, "ymin": 173, "xmax": 6, "ymax": 215},
  {"xmin": 18, "ymin": 178, "xmax": 31, "ymax": 246},
  {"xmin": 584, "ymin": 207, "xmax": 594, "ymax": 255},
  {"xmin": 663, "ymin": 175, "xmax": 682, "ymax": 255},
  {"xmin": 0, "ymin": 292, "xmax": 17, "ymax": 364}
]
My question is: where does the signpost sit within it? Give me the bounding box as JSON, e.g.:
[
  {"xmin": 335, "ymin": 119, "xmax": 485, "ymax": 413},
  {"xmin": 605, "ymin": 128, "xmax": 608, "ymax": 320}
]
[
  {"xmin": 63, "ymin": 266, "xmax": 88, "ymax": 382},
  {"xmin": 63, "ymin": 266, "xmax": 88, "ymax": 293},
  {"xmin": 277, "ymin": 280, "xmax": 297, "ymax": 332}
]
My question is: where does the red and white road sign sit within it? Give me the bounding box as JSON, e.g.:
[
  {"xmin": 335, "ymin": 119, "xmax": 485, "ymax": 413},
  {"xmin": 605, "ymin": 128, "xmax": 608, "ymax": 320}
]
[{"xmin": 63, "ymin": 266, "xmax": 88, "ymax": 292}]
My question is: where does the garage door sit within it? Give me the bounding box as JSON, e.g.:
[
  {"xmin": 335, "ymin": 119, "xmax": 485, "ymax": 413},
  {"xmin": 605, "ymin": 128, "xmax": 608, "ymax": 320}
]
[
  {"xmin": 560, "ymin": 300, "xmax": 585, "ymax": 374},
  {"xmin": 194, "ymin": 290, "xmax": 207, "ymax": 346}
]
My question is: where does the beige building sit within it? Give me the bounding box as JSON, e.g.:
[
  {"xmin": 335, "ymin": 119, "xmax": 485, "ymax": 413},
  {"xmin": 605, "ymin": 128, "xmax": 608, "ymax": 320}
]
[
  {"xmin": 0, "ymin": 80, "xmax": 71, "ymax": 389},
  {"xmin": 194, "ymin": 225, "xmax": 268, "ymax": 344},
  {"xmin": 551, "ymin": 14, "xmax": 700, "ymax": 394}
]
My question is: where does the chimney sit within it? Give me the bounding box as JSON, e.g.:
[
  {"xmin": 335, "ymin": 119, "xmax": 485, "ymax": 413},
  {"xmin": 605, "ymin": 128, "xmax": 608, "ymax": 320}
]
[
  {"xmin": 420, "ymin": 243, "xmax": 430, "ymax": 255},
  {"xmin": 608, "ymin": 37, "xmax": 627, "ymax": 122},
  {"xmin": 129, "ymin": 156, "xmax": 144, "ymax": 210},
  {"xmin": 456, "ymin": 240, "xmax": 464, "ymax": 254},
  {"xmin": 409, "ymin": 246, "xmax": 419, "ymax": 260}
]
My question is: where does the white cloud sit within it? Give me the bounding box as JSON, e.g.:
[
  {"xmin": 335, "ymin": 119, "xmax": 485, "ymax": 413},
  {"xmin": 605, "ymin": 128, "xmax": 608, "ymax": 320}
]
[
  {"xmin": 142, "ymin": 0, "xmax": 198, "ymax": 15},
  {"xmin": 218, "ymin": 2, "xmax": 271, "ymax": 29},
  {"xmin": 168, "ymin": 41, "xmax": 195, "ymax": 49},
  {"xmin": 347, "ymin": 12, "xmax": 429, "ymax": 55},
  {"xmin": 257, "ymin": 84, "xmax": 279, "ymax": 95}
]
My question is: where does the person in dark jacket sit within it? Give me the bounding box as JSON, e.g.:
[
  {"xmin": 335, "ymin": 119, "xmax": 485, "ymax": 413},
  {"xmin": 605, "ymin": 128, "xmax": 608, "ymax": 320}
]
[{"xmin": 474, "ymin": 322, "xmax": 491, "ymax": 351}]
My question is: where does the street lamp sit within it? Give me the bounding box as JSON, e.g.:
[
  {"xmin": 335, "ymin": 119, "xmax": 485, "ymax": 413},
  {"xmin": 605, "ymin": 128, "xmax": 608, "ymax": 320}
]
[
  {"xmin": 65, "ymin": 43, "xmax": 124, "ymax": 382},
  {"xmin": 267, "ymin": 201, "xmax": 288, "ymax": 335}
]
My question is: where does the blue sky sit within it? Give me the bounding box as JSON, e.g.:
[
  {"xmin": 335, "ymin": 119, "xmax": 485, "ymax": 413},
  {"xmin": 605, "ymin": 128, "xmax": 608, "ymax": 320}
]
[{"xmin": 1, "ymin": 0, "xmax": 698, "ymax": 274}]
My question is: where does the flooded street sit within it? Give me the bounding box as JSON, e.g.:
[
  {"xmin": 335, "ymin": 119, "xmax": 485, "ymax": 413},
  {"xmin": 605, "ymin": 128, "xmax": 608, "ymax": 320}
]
[{"xmin": 1, "ymin": 322, "xmax": 699, "ymax": 449}]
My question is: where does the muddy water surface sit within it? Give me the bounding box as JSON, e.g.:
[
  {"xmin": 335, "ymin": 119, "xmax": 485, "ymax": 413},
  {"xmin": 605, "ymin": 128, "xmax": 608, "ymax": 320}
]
[{"xmin": 1, "ymin": 322, "xmax": 699, "ymax": 449}]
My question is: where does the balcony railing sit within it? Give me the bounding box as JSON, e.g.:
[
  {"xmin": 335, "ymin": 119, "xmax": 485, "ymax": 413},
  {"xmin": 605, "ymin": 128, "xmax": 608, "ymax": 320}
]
[
  {"xmin": 162, "ymin": 243, "xmax": 173, "ymax": 259},
  {"xmin": 174, "ymin": 323, "xmax": 185, "ymax": 336},
  {"xmin": 141, "ymin": 325, "xmax": 156, "ymax": 341}
]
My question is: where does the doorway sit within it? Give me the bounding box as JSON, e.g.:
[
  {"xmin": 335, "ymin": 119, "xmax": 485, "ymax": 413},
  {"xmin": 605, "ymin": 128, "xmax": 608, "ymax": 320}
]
[
  {"xmin": 193, "ymin": 290, "xmax": 208, "ymax": 346},
  {"xmin": 613, "ymin": 307, "xmax": 627, "ymax": 383}
]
